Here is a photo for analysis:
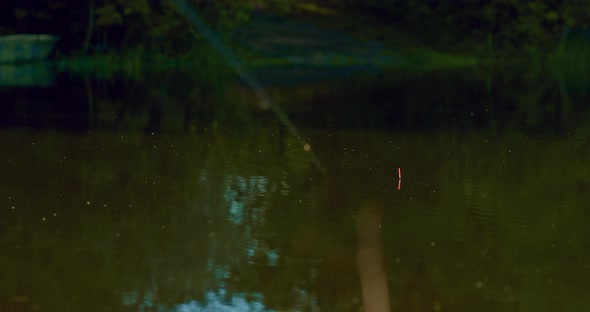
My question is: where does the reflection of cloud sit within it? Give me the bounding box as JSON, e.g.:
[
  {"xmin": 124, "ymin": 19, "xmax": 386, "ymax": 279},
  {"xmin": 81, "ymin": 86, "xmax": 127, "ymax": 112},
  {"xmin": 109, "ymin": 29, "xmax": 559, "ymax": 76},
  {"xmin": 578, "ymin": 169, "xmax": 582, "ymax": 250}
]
[
  {"xmin": 246, "ymin": 239, "xmax": 280, "ymax": 267},
  {"xmin": 228, "ymin": 197, "xmax": 245, "ymax": 224},
  {"xmin": 174, "ymin": 290, "xmax": 271, "ymax": 312},
  {"xmin": 266, "ymin": 249, "xmax": 280, "ymax": 267},
  {"xmin": 123, "ymin": 288, "xmax": 272, "ymax": 311}
]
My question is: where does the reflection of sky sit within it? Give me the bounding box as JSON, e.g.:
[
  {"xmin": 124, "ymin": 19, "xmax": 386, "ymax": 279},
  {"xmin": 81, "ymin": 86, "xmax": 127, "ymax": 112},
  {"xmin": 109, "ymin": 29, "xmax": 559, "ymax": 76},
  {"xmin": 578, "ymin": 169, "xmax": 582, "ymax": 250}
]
[
  {"xmin": 123, "ymin": 289, "xmax": 273, "ymax": 311},
  {"xmin": 174, "ymin": 290, "xmax": 272, "ymax": 312},
  {"xmin": 122, "ymin": 287, "xmax": 318, "ymax": 311},
  {"xmin": 125, "ymin": 173, "xmax": 282, "ymax": 311}
]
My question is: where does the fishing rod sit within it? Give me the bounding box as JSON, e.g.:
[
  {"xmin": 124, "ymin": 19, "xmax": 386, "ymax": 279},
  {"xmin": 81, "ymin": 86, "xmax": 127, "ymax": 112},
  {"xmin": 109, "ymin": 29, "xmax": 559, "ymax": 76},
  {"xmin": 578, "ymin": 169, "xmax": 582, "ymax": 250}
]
[{"xmin": 169, "ymin": 0, "xmax": 325, "ymax": 172}]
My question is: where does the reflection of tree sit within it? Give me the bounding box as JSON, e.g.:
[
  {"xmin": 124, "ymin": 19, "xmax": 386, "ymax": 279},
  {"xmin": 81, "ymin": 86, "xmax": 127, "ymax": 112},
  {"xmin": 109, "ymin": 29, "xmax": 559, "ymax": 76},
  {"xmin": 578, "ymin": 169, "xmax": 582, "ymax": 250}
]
[
  {"xmin": 2, "ymin": 68, "xmax": 590, "ymax": 311},
  {"xmin": 377, "ymin": 133, "xmax": 590, "ymax": 311},
  {"xmin": 0, "ymin": 129, "xmax": 250, "ymax": 310},
  {"xmin": 0, "ymin": 119, "xmax": 332, "ymax": 310},
  {"xmin": 4, "ymin": 65, "xmax": 590, "ymax": 139}
]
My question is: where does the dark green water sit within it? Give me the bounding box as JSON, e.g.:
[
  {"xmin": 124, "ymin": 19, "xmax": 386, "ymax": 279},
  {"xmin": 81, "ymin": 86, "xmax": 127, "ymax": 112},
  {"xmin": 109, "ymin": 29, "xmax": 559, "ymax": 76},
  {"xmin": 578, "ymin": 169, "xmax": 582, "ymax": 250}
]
[{"xmin": 1, "ymin": 69, "xmax": 590, "ymax": 311}]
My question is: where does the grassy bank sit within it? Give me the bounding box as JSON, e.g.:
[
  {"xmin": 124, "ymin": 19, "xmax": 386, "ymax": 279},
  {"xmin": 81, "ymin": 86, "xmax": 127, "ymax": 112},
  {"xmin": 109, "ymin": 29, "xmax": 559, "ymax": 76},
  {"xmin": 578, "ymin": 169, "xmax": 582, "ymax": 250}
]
[
  {"xmin": 53, "ymin": 10, "xmax": 589, "ymax": 81},
  {"xmin": 56, "ymin": 44, "xmax": 480, "ymax": 80},
  {"xmin": 55, "ymin": 46, "xmax": 589, "ymax": 87}
]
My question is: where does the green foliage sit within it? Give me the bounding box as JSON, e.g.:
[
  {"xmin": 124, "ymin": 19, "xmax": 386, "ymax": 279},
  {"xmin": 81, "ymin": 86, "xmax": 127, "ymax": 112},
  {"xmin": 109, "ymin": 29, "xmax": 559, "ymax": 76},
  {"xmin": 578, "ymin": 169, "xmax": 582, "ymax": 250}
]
[
  {"xmin": 316, "ymin": 0, "xmax": 590, "ymax": 55},
  {"xmin": 95, "ymin": 3, "xmax": 123, "ymax": 26},
  {"xmin": 1, "ymin": 0, "xmax": 590, "ymax": 62}
]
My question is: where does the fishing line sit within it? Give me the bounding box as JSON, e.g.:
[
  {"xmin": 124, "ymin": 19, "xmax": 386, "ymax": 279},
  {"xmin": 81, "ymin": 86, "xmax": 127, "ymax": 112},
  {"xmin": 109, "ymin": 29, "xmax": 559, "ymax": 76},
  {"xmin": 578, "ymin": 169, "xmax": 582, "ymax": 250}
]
[{"xmin": 169, "ymin": 0, "xmax": 325, "ymax": 172}]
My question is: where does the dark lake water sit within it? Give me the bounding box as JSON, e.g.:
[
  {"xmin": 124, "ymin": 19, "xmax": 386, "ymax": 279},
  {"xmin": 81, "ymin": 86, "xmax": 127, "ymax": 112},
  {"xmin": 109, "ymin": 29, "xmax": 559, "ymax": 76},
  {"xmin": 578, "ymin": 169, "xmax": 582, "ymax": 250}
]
[{"xmin": 1, "ymin": 68, "xmax": 590, "ymax": 311}]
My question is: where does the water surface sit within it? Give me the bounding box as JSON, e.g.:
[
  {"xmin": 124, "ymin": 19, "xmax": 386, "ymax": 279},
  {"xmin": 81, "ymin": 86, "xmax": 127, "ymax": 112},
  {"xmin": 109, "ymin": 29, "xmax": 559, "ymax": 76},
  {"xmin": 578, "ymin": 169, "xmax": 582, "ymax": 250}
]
[{"xmin": 1, "ymin": 69, "xmax": 590, "ymax": 311}]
